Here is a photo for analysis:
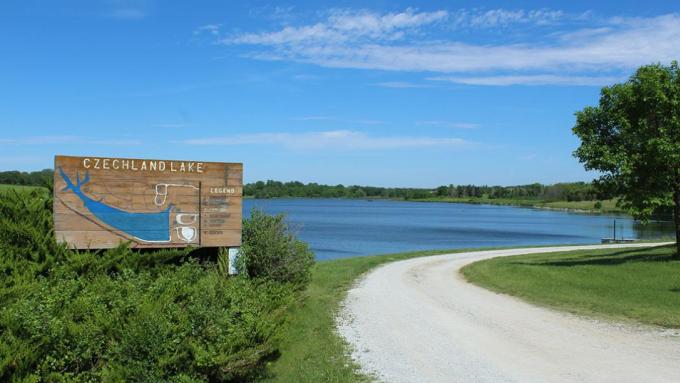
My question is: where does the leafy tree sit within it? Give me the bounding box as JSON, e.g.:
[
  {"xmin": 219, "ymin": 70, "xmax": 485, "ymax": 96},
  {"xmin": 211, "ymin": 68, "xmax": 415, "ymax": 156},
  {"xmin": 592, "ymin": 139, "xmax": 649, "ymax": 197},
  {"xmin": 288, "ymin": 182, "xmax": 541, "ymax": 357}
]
[{"xmin": 573, "ymin": 61, "xmax": 680, "ymax": 255}]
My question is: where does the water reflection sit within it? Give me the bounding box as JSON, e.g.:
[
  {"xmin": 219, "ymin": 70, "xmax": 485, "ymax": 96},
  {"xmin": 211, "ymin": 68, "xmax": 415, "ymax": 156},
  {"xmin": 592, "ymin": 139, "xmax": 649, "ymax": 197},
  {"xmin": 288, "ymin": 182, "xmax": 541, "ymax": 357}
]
[{"xmin": 633, "ymin": 220, "xmax": 675, "ymax": 240}]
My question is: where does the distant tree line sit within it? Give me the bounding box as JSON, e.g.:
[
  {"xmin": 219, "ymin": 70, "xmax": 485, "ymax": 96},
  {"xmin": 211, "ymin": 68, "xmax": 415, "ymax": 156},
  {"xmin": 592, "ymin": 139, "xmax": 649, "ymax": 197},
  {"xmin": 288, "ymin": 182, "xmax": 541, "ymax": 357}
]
[
  {"xmin": 244, "ymin": 180, "xmax": 605, "ymax": 202},
  {"xmin": 432, "ymin": 182, "xmax": 600, "ymax": 201},
  {"xmin": 0, "ymin": 169, "xmax": 605, "ymax": 202},
  {"xmin": 0, "ymin": 169, "xmax": 52, "ymax": 187},
  {"xmin": 244, "ymin": 180, "xmax": 433, "ymax": 199}
]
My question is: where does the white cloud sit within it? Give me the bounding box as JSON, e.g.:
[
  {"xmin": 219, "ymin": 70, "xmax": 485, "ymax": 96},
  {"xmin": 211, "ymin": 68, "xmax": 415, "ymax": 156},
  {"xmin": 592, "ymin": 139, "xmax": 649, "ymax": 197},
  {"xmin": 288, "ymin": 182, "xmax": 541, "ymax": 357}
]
[
  {"xmin": 106, "ymin": 0, "xmax": 148, "ymax": 20},
  {"xmin": 224, "ymin": 8, "xmax": 448, "ymax": 45},
  {"xmin": 194, "ymin": 24, "xmax": 221, "ymax": 36},
  {"xmin": 374, "ymin": 81, "xmax": 431, "ymax": 88},
  {"xmin": 451, "ymin": 8, "xmax": 565, "ymax": 28},
  {"xmin": 416, "ymin": 121, "xmax": 479, "ymax": 129},
  {"xmin": 178, "ymin": 130, "xmax": 469, "ymax": 150},
  {"xmin": 429, "ymin": 74, "xmax": 624, "ymax": 86},
  {"xmin": 553, "ymin": 27, "xmax": 612, "ymax": 41},
  {"xmin": 222, "ymin": 9, "xmax": 680, "ymax": 86}
]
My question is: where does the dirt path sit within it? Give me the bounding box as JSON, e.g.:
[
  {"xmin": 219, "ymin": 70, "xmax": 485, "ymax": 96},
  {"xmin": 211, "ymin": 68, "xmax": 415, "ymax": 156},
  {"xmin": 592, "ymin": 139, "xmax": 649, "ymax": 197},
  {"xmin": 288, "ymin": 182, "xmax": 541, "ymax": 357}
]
[{"xmin": 337, "ymin": 244, "xmax": 680, "ymax": 383}]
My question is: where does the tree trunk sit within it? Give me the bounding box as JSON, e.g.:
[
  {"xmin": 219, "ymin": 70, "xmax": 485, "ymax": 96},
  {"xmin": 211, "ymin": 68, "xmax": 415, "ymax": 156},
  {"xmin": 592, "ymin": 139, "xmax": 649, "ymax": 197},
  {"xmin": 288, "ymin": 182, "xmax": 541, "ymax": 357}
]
[{"xmin": 675, "ymin": 190, "xmax": 680, "ymax": 258}]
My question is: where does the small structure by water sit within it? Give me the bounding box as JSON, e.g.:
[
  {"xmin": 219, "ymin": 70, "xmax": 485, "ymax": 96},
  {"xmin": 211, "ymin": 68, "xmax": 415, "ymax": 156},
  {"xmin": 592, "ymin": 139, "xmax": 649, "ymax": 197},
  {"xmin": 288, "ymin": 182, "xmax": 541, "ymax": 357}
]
[{"xmin": 602, "ymin": 219, "xmax": 638, "ymax": 244}]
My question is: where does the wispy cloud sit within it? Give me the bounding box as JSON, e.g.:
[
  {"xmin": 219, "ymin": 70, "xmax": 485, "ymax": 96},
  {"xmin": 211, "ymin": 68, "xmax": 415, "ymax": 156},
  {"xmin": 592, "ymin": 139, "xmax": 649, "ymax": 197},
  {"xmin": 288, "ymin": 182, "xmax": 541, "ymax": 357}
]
[
  {"xmin": 416, "ymin": 121, "xmax": 479, "ymax": 129},
  {"xmin": 0, "ymin": 136, "xmax": 142, "ymax": 146},
  {"xmin": 450, "ymin": 8, "xmax": 567, "ymax": 28},
  {"xmin": 374, "ymin": 81, "xmax": 431, "ymax": 89},
  {"xmin": 106, "ymin": 0, "xmax": 149, "ymax": 20},
  {"xmin": 352, "ymin": 119, "xmax": 385, "ymax": 125},
  {"xmin": 224, "ymin": 8, "xmax": 448, "ymax": 45},
  {"xmin": 219, "ymin": 9, "xmax": 680, "ymax": 86},
  {"xmin": 194, "ymin": 24, "xmax": 221, "ymax": 36},
  {"xmin": 177, "ymin": 130, "xmax": 469, "ymax": 150},
  {"xmin": 429, "ymin": 74, "xmax": 624, "ymax": 86}
]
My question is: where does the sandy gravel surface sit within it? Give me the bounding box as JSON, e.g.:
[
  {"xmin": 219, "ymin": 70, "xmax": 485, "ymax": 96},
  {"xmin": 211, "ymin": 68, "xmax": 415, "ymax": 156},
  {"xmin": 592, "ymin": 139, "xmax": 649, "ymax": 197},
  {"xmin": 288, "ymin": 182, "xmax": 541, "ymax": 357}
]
[{"xmin": 337, "ymin": 244, "xmax": 680, "ymax": 383}]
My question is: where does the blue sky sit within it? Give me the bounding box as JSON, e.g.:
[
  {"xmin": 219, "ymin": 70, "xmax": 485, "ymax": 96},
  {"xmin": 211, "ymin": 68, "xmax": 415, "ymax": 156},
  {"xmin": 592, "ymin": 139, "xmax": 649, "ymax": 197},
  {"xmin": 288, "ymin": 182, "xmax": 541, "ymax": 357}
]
[{"xmin": 1, "ymin": 0, "xmax": 679, "ymax": 187}]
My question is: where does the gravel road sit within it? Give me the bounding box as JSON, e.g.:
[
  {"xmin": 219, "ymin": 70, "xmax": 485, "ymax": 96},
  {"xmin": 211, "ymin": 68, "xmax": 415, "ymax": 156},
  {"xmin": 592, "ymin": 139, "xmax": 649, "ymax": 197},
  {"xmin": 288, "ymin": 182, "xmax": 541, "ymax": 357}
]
[{"xmin": 337, "ymin": 244, "xmax": 680, "ymax": 383}]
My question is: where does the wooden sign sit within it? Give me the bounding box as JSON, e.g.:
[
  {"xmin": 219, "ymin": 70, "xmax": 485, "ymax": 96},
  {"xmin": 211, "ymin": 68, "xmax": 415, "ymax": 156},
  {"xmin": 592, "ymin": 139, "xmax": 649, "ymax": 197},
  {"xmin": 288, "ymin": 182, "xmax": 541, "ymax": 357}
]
[{"xmin": 53, "ymin": 155, "xmax": 242, "ymax": 249}]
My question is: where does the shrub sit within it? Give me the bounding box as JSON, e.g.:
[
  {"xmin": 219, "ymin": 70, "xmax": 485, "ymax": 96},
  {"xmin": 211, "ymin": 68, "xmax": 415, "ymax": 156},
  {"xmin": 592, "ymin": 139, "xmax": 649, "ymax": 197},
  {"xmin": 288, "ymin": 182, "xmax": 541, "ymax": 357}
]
[
  {"xmin": 0, "ymin": 189, "xmax": 69, "ymax": 287},
  {"xmin": 0, "ymin": 188, "xmax": 302, "ymax": 382},
  {"xmin": 238, "ymin": 209, "xmax": 315, "ymax": 286},
  {"xmin": 0, "ymin": 263, "xmax": 292, "ymax": 382}
]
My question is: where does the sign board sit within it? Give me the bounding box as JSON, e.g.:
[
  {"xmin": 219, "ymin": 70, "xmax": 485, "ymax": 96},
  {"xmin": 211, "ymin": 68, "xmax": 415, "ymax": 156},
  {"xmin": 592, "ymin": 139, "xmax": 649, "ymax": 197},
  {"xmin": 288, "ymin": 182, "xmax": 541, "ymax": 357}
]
[{"xmin": 53, "ymin": 155, "xmax": 242, "ymax": 249}]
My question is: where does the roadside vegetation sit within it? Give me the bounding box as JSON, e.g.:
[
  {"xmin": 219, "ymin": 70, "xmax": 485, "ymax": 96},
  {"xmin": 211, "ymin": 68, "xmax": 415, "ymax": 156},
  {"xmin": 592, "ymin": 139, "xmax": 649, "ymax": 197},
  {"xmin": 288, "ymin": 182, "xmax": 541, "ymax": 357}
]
[
  {"xmin": 0, "ymin": 187, "xmax": 314, "ymax": 382},
  {"xmin": 261, "ymin": 248, "xmax": 468, "ymax": 383},
  {"xmin": 462, "ymin": 245, "xmax": 680, "ymax": 328}
]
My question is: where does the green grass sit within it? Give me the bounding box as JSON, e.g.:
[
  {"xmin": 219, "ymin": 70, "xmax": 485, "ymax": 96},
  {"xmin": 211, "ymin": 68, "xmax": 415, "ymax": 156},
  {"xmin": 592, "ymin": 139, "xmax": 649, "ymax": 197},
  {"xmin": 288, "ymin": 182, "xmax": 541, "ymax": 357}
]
[
  {"xmin": 0, "ymin": 184, "xmax": 44, "ymax": 192},
  {"xmin": 462, "ymin": 244, "xmax": 680, "ymax": 328},
  {"xmin": 261, "ymin": 249, "xmax": 467, "ymax": 383},
  {"xmin": 540, "ymin": 199, "xmax": 620, "ymax": 212},
  {"xmin": 261, "ymin": 244, "xmax": 592, "ymax": 382},
  {"xmin": 412, "ymin": 196, "xmax": 624, "ymax": 213}
]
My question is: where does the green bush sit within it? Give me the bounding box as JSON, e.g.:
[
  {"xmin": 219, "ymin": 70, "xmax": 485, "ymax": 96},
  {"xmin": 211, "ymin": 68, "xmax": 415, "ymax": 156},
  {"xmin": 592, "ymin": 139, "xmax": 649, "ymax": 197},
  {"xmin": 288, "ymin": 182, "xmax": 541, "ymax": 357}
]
[
  {"xmin": 238, "ymin": 209, "xmax": 315, "ymax": 286},
  {"xmin": 0, "ymin": 189, "xmax": 69, "ymax": 288},
  {"xmin": 0, "ymin": 188, "xmax": 303, "ymax": 382},
  {"xmin": 1, "ymin": 263, "xmax": 292, "ymax": 382}
]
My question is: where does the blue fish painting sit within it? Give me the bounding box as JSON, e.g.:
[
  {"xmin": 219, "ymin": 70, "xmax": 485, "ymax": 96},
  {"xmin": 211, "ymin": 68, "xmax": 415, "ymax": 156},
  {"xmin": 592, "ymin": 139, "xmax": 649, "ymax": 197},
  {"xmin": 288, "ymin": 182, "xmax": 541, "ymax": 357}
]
[{"xmin": 58, "ymin": 167, "xmax": 173, "ymax": 242}]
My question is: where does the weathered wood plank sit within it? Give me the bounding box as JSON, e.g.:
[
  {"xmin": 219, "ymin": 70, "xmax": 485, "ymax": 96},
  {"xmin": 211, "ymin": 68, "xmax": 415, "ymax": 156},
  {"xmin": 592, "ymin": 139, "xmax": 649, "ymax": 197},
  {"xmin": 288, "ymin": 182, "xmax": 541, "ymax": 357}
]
[{"xmin": 54, "ymin": 155, "xmax": 242, "ymax": 249}]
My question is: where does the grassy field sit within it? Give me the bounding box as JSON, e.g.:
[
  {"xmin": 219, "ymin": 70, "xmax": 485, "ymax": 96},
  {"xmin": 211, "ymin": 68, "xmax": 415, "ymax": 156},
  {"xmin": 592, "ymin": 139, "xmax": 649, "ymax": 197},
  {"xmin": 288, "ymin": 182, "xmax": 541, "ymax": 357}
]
[
  {"xmin": 0, "ymin": 184, "xmax": 43, "ymax": 192},
  {"xmin": 412, "ymin": 196, "xmax": 623, "ymax": 213},
  {"xmin": 261, "ymin": 248, "xmax": 471, "ymax": 383},
  {"xmin": 462, "ymin": 244, "xmax": 680, "ymax": 328}
]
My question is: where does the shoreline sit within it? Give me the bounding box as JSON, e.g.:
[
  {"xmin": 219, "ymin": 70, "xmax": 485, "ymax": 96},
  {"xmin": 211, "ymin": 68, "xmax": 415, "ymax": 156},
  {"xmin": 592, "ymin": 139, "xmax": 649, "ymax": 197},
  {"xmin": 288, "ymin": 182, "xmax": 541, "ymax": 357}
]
[{"xmin": 245, "ymin": 194, "xmax": 629, "ymax": 215}]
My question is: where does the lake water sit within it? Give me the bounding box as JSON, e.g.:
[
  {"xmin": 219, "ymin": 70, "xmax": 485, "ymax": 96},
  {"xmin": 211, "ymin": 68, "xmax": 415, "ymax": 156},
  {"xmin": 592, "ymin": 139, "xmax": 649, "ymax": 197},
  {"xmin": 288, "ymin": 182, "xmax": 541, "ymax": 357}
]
[{"xmin": 244, "ymin": 199, "xmax": 674, "ymax": 260}]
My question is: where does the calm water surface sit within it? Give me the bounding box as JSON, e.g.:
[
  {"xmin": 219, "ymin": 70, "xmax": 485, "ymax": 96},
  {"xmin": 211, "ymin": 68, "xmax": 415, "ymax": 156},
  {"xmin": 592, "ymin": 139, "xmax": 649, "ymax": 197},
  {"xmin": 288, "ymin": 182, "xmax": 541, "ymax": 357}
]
[{"xmin": 244, "ymin": 199, "xmax": 673, "ymax": 260}]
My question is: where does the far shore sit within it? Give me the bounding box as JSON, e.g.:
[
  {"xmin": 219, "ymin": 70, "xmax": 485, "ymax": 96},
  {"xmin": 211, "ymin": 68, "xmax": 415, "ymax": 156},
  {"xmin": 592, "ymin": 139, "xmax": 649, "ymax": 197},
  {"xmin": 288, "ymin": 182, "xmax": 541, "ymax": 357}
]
[{"xmin": 244, "ymin": 194, "xmax": 630, "ymax": 215}]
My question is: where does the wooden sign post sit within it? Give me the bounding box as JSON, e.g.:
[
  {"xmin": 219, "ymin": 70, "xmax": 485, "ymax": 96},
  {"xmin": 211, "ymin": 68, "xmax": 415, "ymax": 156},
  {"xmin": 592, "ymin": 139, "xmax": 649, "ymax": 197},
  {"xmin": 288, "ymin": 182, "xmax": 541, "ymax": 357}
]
[{"xmin": 53, "ymin": 155, "xmax": 242, "ymax": 249}]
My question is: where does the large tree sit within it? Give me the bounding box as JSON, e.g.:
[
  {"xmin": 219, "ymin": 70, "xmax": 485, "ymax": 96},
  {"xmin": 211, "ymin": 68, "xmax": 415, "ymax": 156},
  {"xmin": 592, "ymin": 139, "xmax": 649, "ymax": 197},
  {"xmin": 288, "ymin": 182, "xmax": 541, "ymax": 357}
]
[{"xmin": 573, "ymin": 61, "xmax": 680, "ymax": 255}]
